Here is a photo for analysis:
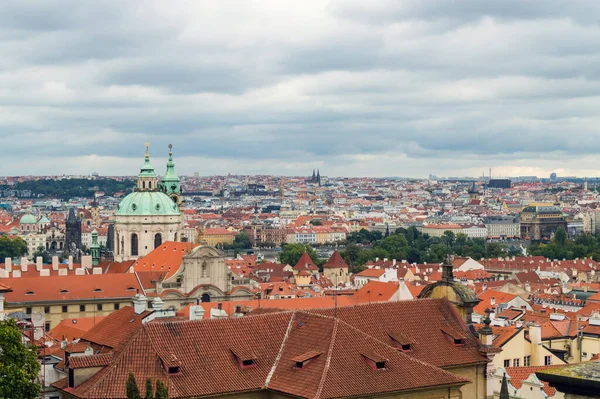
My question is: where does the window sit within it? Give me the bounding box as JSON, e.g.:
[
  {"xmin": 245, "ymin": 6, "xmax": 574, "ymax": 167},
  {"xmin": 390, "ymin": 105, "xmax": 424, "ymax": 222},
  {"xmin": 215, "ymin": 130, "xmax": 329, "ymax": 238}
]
[
  {"xmin": 114, "ymin": 303, "xmax": 120, "ymax": 310},
  {"xmin": 62, "ymin": 305, "xmax": 68, "ymax": 313},
  {"xmin": 154, "ymin": 233, "xmax": 162, "ymax": 249},
  {"xmin": 80, "ymin": 304, "xmax": 85, "ymax": 312},
  {"xmin": 504, "ymin": 359, "xmax": 510, "ymax": 368},
  {"xmin": 26, "ymin": 307, "xmax": 32, "ymax": 315},
  {"xmin": 97, "ymin": 304, "xmax": 103, "ymax": 311},
  {"xmin": 45, "ymin": 323, "xmax": 50, "ymax": 332},
  {"xmin": 513, "ymin": 358, "xmax": 520, "ymax": 367},
  {"xmin": 524, "ymin": 355, "xmax": 531, "ymax": 366},
  {"xmin": 544, "ymin": 355, "xmax": 552, "ymax": 365},
  {"xmin": 44, "ymin": 306, "xmax": 50, "ymax": 314},
  {"xmin": 167, "ymin": 366, "xmax": 180, "ymax": 375},
  {"xmin": 131, "ymin": 233, "xmax": 139, "ymax": 256}
]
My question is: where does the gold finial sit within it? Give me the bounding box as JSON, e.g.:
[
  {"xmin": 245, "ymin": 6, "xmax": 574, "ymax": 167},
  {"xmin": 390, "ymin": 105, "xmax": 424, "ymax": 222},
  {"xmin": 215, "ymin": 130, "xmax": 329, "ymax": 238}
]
[{"xmin": 145, "ymin": 141, "xmax": 150, "ymax": 157}]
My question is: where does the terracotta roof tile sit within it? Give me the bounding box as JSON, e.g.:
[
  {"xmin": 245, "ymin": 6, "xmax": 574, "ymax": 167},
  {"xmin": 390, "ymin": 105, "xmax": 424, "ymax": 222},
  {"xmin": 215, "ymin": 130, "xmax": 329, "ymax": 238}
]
[
  {"xmin": 323, "ymin": 251, "xmax": 348, "ymax": 269},
  {"xmin": 133, "ymin": 241, "xmax": 198, "ymax": 280},
  {"xmin": 81, "ymin": 306, "xmax": 152, "ymax": 350}
]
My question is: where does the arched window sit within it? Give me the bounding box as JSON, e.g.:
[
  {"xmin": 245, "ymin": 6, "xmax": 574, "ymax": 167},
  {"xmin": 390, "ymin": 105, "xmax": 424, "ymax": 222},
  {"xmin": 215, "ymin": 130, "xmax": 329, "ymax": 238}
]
[
  {"xmin": 201, "ymin": 293, "xmax": 211, "ymax": 302},
  {"xmin": 201, "ymin": 261, "xmax": 207, "ymax": 278},
  {"xmin": 174, "ymin": 232, "xmax": 178, "ymax": 242},
  {"xmin": 131, "ymin": 234, "xmax": 139, "ymax": 256},
  {"xmin": 142, "ymin": 181, "xmax": 146, "ymax": 189},
  {"xmin": 154, "ymin": 233, "xmax": 162, "ymax": 249}
]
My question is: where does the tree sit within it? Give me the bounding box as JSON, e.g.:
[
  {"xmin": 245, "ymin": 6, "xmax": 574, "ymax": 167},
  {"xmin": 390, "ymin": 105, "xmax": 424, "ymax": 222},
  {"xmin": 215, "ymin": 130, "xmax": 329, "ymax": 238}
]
[
  {"xmin": 309, "ymin": 219, "xmax": 322, "ymax": 226},
  {"xmin": 278, "ymin": 244, "xmax": 320, "ymax": 266},
  {"xmin": 145, "ymin": 378, "xmax": 154, "ymax": 399},
  {"xmin": 0, "ymin": 319, "xmax": 41, "ymax": 399},
  {"xmin": 155, "ymin": 380, "xmax": 169, "ymax": 399},
  {"xmin": 33, "ymin": 246, "xmax": 51, "ymax": 264},
  {"xmin": 554, "ymin": 227, "xmax": 567, "ymax": 247},
  {"xmin": 126, "ymin": 372, "xmax": 141, "ymax": 399},
  {"xmin": 0, "ymin": 236, "xmax": 27, "ymax": 260}
]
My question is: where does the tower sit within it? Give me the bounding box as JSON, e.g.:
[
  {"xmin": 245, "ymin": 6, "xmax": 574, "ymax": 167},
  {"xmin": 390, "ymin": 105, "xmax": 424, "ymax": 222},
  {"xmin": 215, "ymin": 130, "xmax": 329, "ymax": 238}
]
[
  {"xmin": 90, "ymin": 196, "xmax": 100, "ymax": 227},
  {"xmin": 316, "ymin": 169, "xmax": 321, "ymax": 187},
  {"xmin": 90, "ymin": 228, "xmax": 100, "ymax": 266},
  {"xmin": 161, "ymin": 144, "xmax": 184, "ymax": 240},
  {"xmin": 65, "ymin": 208, "xmax": 82, "ymax": 259}
]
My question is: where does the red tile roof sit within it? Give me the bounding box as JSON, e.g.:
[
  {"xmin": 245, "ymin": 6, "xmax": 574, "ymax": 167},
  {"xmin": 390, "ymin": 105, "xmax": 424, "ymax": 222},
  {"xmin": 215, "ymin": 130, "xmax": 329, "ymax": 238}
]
[
  {"xmin": 323, "ymin": 251, "xmax": 348, "ymax": 269},
  {"xmin": 81, "ymin": 306, "xmax": 152, "ymax": 350},
  {"xmin": 505, "ymin": 365, "xmax": 563, "ymax": 396},
  {"xmin": 293, "ymin": 252, "xmax": 318, "ymax": 271},
  {"xmin": 133, "ymin": 241, "xmax": 198, "ymax": 280},
  {"xmin": 56, "ymin": 310, "xmax": 468, "ymax": 398}
]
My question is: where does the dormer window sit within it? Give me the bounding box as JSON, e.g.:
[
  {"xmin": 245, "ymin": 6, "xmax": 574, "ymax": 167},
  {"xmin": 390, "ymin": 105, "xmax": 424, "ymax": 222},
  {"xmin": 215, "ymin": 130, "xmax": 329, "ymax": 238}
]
[
  {"xmin": 291, "ymin": 351, "xmax": 322, "ymax": 369},
  {"xmin": 361, "ymin": 350, "xmax": 388, "ymax": 370},
  {"xmin": 441, "ymin": 328, "xmax": 465, "ymax": 346},
  {"xmin": 167, "ymin": 366, "xmax": 180, "ymax": 375},
  {"xmin": 388, "ymin": 332, "xmax": 414, "ymax": 352},
  {"xmin": 60, "ymin": 289, "xmax": 69, "ymax": 294},
  {"xmin": 230, "ymin": 348, "xmax": 257, "ymax": 369}
]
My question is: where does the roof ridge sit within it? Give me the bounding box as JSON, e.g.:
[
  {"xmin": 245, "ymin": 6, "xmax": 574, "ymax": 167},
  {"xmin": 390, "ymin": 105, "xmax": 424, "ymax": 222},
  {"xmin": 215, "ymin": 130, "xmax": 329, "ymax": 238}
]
[
  {"xmin": 264, "ymin": 312, "xmax": 295, "ymax": 388},
  {"xmin": 315, "ymin": 317, "xmax": 338, "ymax": 398}
]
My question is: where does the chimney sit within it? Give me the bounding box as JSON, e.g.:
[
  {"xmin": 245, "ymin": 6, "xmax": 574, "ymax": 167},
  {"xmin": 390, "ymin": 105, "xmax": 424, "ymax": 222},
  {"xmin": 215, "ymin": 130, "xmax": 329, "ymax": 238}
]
[
  {"xmin": 20, "ymin": 257, "xmax": 28, "ymax": 272},
  {"xmin": 58, "ymin": 269, "xmax": 68, "ymax": 276},
  {"xmin": 490, "ymin": 296, "xmax": 496, "ymax": 306},
  {"xmin": 68, "ymin": 256, "xmax": 73, "ymax": 270},
  {"xmin": 482, "ymin": 283, "xmax": 487, "ymax": 292},
  {"xmin": 525, "ymin": 283, "xmax": 531, "ymax": 292},
  {"xmin": 152, "ymin": 297, "xmax": 164, "ymax": 311},
  {"xmin": 84, "ymin": 346, "xmax": 93, "ymax": 356},
  {"xmin": 218, "ymin": 302, "xmax": 223, "ymax": 310},
  {"xmin": 4, "ymin": 258, "xmax": 11, "ymax": 272},
  {"xmin": 529, "ymin": 324, "xmax": 542, "ymax": 365},
  {"xmin": 12, "ymin": 270, "xmax": 21, "ymax": 278},
  {"xmin": 75, "ymin": 268, "xmax": 85, "ymax": 276},
  {"xmin": 189, "ymin": 302, "xmax": 205, "ymax": 321},
  {"xmin": 40, "ymin": 269, "xmax": 50, "ymax": 277},
  {"xmin": 52, "ymin": 256, "xmax": 59, "ymax": 271},
  {"xmin": 92, "ymin": 267, "xmax": 102, "ymax": 275},
  {"xmin": 133, "ymin": 292, "xmax": 147, "ymax": 315},
  {"xmin": 81, "ymin": 256, "xmax": 92, "ymax": 269},
  {"xmin": 36, "ymin": 257, "xmax": 43, "ymax": 272}
]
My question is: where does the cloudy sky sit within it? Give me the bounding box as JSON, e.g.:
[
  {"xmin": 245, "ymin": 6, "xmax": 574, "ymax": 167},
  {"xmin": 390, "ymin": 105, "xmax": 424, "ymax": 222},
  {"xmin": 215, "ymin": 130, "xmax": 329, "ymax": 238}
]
[{"xmin": 2, "ymin": 1, "xmax": 600, "ymax": 178}]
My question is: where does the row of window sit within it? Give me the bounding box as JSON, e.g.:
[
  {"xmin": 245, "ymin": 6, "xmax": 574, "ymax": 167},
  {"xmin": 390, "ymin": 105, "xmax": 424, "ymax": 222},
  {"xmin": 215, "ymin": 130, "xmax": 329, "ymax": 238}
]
[
  {"xmin": 26, "ymin": 303, "xmax": 121, "ymax": 315},
  {"xmin": 503, "ymin": 355, "xmax": 551, "ymax": 368}
]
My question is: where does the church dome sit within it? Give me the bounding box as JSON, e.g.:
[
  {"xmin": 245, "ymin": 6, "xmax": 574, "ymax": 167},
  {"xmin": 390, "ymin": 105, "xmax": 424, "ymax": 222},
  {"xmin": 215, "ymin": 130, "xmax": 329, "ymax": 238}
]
[
  {"xmin": 115, "ymin": 191, "xmax": 180, "ymax": 216},
  {"xmin": 20, "ymin": 213, "xmax": 37, "ymax": 224}
]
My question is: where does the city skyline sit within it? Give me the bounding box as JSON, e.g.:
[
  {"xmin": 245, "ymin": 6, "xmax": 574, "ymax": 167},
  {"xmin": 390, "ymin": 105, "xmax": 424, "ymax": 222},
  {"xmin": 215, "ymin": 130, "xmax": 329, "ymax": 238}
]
[{"xmin": 2, "ymin": 1, "xmax": 600, "ymax": 177}]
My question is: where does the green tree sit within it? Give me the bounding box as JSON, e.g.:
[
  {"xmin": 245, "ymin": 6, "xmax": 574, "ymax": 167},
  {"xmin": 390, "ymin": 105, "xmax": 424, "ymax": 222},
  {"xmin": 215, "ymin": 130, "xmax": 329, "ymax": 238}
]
[
  {"xmin": 278, "ymin": 244, "xmax": 320, "ymax": 266},
  {"xmin": 126, "ymin": 372, "xmax": 141, "ymax": 399},
  {"xmin": 554, "ymin": 227, "xmax": 567, "ymax": 247},
  {"xmin": 0, "ymin": 236, "xmax": 27, "ymax": 260},
  {"xmin": 33, "ymin": 246, "xmax": 51, "ymax": 264},
  {"xmin": 145, "ymin": 378, "xmax": 154, "ymax": 399},
  {"xmin": 155, "ymin": 380, "xmax": 169, "ymax": 399},
  {"xmin": 309, "ymin": 219, "xmax": 322, "ymax": 226},
  {"xmin": 0, "ymin": 319, "xmax": 41, "ymax": 399}
]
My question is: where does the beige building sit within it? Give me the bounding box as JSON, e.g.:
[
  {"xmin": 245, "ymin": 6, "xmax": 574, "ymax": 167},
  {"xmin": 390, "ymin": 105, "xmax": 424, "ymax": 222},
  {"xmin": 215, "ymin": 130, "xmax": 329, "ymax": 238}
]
[{"xmin": 113, "ymin": 144, "xmax": 183, "ymax": 262}]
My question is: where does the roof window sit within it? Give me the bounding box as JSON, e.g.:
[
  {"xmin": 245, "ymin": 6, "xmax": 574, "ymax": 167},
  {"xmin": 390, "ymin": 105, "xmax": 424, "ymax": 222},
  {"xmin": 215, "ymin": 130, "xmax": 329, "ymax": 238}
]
[
  {"xmin": 60, "ymin": 289, "xmax": 69, "ymax": 294},
  {"xmin": 230, "ymin": 348, "xmax": 257, "ymax": 369},
  {"xmin": 441, "ymin": 328, "xmax": 465, "ymax": 346},
  {"xmin": 25, "ymin": 291, "xmax": 35, "ymax": 295},
  {"xmin": 291, "ymin": 350, "xmax": 322, "ymax": 369},
  {"xmin": 361, "ymin": 350, "xmax": 388, "ymax": 370},
  {"xmin": 167, "ymin": 366, "xmax": 180, "ymax": 375},
  {"xmin": 388, "ymin": 332, "xmax": 414, "ymax": 352}
]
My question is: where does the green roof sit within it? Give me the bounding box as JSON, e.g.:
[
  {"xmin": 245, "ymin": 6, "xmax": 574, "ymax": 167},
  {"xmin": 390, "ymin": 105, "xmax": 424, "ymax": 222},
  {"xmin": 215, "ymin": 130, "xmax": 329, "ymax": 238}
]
[
  {"xmin": 20, "ymin": 213, "xmax": 37, "ymax": 224},
  {"xmin": 115, "ymin": 191, "xmax": 180, "ymax": 216}
]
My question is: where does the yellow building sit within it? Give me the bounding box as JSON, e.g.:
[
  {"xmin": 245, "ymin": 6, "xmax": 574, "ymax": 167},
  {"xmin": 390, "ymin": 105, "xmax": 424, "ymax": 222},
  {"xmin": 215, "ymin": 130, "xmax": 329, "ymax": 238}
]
[{"xmin": 197, "ymin": 227, "xmax": 237, "ymax": 246}]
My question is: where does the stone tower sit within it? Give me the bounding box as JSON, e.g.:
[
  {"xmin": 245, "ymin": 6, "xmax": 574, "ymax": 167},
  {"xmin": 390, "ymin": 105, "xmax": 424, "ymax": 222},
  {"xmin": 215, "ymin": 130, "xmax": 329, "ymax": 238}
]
[{"xmin": 65, "ymin": 208, "xmax": 82, "ymax": 259}]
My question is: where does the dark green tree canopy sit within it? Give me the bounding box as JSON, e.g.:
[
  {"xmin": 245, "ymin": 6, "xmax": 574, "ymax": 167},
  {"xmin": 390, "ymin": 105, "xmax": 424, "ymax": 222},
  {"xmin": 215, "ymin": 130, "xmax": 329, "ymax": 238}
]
[
  {"xmin": 0, "ymin": 319, "xmax": 41, "ymax": 399},
  {"xmin": 278, "ymin": 244, "xmax": 321, "ymax": 267}
]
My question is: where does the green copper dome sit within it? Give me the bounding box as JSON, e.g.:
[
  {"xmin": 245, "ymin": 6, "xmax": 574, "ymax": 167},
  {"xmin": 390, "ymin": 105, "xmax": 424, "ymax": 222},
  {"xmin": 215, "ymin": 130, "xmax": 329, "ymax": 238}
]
[
  {"xmin": 115, "ymin": 191, "xmax": 180, "ymax": 216},
  {"xmin": 20, "ymin": 213, "xmax": 37, "ymax": 224},
  {"xmin": 139, "ymin": 142, "xmax": 157, "ymax": 178}
]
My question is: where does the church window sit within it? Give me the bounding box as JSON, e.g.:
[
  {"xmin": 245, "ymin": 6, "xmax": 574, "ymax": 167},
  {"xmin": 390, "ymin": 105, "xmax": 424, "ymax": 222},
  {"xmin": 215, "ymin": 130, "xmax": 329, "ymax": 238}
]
[
  {"xmin": 142, "ymin": 181, "xmax": 146, "ymax": 189},
  {"xmin": 154, "ymin": 233, "xmax": 162, "ymax": 249},
  {"xmin": 201, "ymin": 293, "xmax": 210, "ymax": 302},
  {"xmin": 131, "ymin": 234, "xmax": 139, "ymax": 256}
]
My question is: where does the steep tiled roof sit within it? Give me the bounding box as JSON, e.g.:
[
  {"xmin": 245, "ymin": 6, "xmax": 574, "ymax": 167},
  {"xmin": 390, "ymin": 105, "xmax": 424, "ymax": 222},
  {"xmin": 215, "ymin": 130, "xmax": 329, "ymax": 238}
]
[
  {"xmin": 355, "ymin": 268, "xmax": 385, "ymax": 278},
  {"xmin": 133, "ymin": 241, "xmax": 198, "ymax": 280},
  {"xmin": 309, "ymin": 299, "xmax": 487, "ymax": 368},
  {"xmin": 47, "ymin": 317, "xmax": 105, "ymax": 342},
  {"xmin": 323, "ymin": 251, "xmax": 348, "ymax": 269},
  {"xmin": 293, "ymin": 252, "xmax": 318, "ymax": 271},
  {"xmin": 81, "ymin": 306, "xmax": 152, "ymax": 350},
  {"xmin": 56, "ymin": 311, "xmax": 468, "ymax": 399}
]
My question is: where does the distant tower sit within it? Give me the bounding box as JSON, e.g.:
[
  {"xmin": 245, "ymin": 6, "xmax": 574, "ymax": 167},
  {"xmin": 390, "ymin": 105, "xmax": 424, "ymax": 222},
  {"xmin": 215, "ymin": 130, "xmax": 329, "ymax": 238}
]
[
  {"xmin": 90, "ymin": 196, "xmax": 100, "ymax": 227},
  {"xmin": 162, "ymin": 144, "xmax": 184, "ymax": 240},
  {"xmin": 468, "ymin": 181, "xmax": 478, "ymax": 200},
  {"xmin": 312, "ymin": 169, "xmax": 316, "ymax": 181},
  {"xmin": 317, "ymin": 169, "xmax": 321, "ymax": 187},
  {"xmin": 65, "ymin": 208, "xmax": 82, "ymax": 259},
  {"xmin": 90, "ymin": 228, "xmax": 100, "ymax": 266}
]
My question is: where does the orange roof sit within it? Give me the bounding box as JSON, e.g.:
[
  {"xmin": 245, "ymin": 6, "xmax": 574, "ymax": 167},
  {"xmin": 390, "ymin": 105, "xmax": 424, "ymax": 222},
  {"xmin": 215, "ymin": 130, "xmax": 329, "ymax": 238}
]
[
  {"xmin": 352, "ymin": 281, "xmax": 398, "ymax": 302},
  {"xmin": 82, "ymin": 306, "xmax": 152, "ymax": 350},
  {"xmin": 505, "ymin": 365, "xmax": 562, "ymax": 396},
  {"xmin": 47, "ymin": 317, "xmax": 106, "ymax": 342},
  {"xmin": 355, "ymin": 268, "xmax": 385, "ymax": 278},
  {"xmin": 1, "ymin": 273, "xmax": 143, "ymax": 303},
  {"xmin": 133, "ymin": 241, "xmax": 198, "ymax": 280},
  {"xmin": 293, "ymin": 252, "xmax": 318, "ymax": 271},
  {"xmin": 475, "ymin": 289, "xmax": 518, "ymax": 314}
]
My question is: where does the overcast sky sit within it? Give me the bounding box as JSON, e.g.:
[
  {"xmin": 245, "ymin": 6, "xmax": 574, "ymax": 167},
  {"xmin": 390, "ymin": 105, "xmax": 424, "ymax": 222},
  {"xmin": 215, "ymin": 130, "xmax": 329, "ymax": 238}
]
[{"xmin": 2, "ymin": 1, "xmax": 600, "ymax": 178}]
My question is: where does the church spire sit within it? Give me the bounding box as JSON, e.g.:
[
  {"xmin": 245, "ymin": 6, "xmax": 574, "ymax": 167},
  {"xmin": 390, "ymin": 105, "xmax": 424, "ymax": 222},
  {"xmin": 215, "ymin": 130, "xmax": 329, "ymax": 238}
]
[
  {"xmin": 137, "ymin": 142, "xmax": 158, "ymax": 191},
  {"xmin": 162, "ymin": 144, "xmax": 182, "ymax": 203}
]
